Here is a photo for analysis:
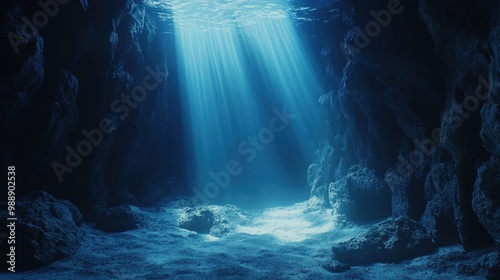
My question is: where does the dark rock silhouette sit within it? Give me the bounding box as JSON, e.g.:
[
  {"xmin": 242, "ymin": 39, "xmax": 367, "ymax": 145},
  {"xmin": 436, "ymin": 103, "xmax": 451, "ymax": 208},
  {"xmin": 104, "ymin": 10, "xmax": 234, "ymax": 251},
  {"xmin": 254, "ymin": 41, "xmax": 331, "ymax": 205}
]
[
  {"xmin": 331, "ymin": 217, "xmax": 437, "ymax": 265},
  {"xmin": 0, "ymin": 191, "xmax": 83, "ymax": 271}
]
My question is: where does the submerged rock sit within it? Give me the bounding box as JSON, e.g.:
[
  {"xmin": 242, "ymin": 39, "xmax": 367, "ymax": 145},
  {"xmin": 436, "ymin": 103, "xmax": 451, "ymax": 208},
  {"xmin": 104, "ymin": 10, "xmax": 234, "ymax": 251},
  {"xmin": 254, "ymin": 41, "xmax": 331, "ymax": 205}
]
[
  {"xmin": 178, "ymin": 205, "xmax": 243, "ymax": 237},
  {"xmin": 331, "ymin": 217, "xmax": 437, "ymax": 265},
  {"xmin": 95, "ymin": 205, "xmax": 146, "ymax": 232},
  {"xmin": 329, "ymin": 165, "xmax": 391, "ymax": 222},
  {"xmin": 0, "ymin": 191, "xmax": 83, "ymax": 271}
]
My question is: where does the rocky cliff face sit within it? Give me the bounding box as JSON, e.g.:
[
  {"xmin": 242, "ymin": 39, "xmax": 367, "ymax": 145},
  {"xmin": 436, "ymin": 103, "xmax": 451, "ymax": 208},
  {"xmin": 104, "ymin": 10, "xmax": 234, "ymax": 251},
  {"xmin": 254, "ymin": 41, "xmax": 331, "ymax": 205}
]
[
  {"xmin": 311, "ymin": 0, "xmax": 499, "ymax": 250},
  {"xmin": 1, "ymin": 0, "xmax": 177, "ymax": 219}
]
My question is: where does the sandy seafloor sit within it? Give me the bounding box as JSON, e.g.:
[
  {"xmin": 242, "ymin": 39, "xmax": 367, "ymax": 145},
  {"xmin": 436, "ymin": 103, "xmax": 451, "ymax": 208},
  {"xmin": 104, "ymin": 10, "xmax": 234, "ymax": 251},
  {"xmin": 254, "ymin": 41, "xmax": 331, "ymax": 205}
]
[{"xmin": 3, "ymin": 198, "xmax": 495, "ymax": 279}]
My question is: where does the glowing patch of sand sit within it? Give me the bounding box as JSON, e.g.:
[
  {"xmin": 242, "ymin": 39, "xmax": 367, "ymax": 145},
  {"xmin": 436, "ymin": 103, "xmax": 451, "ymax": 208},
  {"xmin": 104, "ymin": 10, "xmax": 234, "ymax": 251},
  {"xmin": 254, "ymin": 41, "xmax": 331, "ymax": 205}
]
[{"xmin": 236, "ymin": 201, "xmax": 337, "ymax": 242}]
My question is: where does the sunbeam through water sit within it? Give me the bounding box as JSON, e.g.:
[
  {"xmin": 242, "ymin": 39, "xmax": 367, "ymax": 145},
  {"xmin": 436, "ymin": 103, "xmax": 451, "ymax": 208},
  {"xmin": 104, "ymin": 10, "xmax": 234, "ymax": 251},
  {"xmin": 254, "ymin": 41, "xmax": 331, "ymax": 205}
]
[{"xmin": 171, "ymin": 0, "xmax": 324, "ymax": 207}]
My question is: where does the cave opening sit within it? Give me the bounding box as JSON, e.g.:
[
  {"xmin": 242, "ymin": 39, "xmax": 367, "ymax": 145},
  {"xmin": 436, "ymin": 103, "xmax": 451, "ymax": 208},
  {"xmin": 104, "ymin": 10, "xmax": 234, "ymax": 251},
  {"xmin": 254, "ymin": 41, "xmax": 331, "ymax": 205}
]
[{"xmin": 169, "ymin": 0, "xmax": 324, "ymax": 209}]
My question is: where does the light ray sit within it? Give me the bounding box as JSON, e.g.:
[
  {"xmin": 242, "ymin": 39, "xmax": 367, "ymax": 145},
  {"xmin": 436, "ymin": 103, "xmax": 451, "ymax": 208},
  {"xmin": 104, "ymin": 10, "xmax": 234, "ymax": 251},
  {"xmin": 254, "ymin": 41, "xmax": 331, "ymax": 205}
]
[{"xmin": 172, "ymin": 0, "xmax": 323, "ymax": 195}]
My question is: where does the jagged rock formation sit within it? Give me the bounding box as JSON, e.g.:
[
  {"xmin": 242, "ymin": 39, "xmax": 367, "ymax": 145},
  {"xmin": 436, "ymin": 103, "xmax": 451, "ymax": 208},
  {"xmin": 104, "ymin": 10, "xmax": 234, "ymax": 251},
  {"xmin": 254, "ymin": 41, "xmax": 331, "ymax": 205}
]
[
  {"xmin": 310, "ymin": 0, "xmax": 499, "ymax": 251},
  {"xmin": 0, "ymin": 0, "xmax": 177, "ymax": 220}
]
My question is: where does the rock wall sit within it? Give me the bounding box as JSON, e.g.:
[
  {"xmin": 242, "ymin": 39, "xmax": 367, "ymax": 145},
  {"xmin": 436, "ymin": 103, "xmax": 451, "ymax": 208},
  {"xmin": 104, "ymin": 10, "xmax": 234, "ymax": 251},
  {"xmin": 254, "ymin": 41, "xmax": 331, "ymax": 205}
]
[
  {"xmin": 0, "ymin": 0, "xmax": 177, "ymax": 219},
  {"xmin": 311, "ymin": 0, "xmax": 499, "ymax": 250}
]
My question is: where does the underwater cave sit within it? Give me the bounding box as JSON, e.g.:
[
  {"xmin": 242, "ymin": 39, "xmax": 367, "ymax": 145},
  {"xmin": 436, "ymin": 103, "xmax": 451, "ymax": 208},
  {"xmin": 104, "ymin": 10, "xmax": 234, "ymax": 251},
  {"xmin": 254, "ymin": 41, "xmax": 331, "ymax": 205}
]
[{"xmin": 1, "ymin": 0, "xmax": 500, "ymax": 279}]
